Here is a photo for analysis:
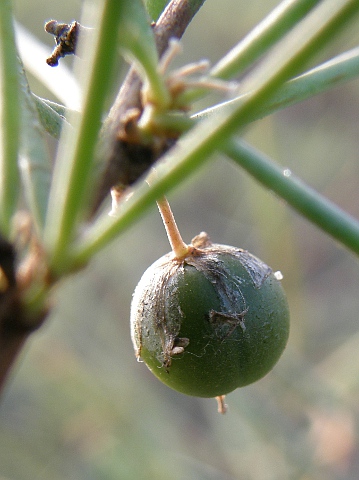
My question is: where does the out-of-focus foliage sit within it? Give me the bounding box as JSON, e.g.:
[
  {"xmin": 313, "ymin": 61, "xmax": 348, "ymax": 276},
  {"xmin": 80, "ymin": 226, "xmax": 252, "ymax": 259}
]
[{"xmin": 2, "ymin": 0, "xmax": 359, "ymax": 479}]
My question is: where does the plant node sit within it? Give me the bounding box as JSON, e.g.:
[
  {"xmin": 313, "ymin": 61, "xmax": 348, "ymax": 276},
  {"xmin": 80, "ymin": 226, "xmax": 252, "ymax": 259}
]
[{"xmin": 139, "ymin": 39, "xmax": 237, "ymax": 139}]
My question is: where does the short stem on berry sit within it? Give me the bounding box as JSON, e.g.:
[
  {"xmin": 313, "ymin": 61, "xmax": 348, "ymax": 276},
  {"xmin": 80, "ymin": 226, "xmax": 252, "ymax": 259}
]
[{"xmin": 156, "ymin": 197, "xmax": 190, "ymax": 260}]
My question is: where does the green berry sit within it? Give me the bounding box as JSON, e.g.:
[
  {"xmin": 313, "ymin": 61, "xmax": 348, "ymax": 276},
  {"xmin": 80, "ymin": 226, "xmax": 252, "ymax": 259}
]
[{"xmin": 131, "ymin": 232, "xmax": 289, "ymax": 398}]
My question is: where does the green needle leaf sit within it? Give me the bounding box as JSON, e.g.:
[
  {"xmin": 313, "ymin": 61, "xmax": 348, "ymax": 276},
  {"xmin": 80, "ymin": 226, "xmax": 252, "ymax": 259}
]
[
  {"xmin": 195, "ymin": 46, "xmax": 359, "ymax": 123},
  {"xmin": 120, "ymin": 0, "xmax": 169, "ymax": 108},
  {"xmin": 211, "ymin": 0, "xmax": 321, "ymax": 80},
  {"xmin": 0, "ymin": 0, "xmax": 20, "ymax": 237},
  {"xmin": 225, "ymin": 139, "xmax": 359, "ymax": 256},
  {"xmin": 179, "ymin": 0, "xmax": 321, "ymax": 106}
]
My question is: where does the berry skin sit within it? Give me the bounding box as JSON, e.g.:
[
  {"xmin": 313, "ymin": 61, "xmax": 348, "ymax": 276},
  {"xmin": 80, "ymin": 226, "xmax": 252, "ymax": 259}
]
[{"xmin": 131, "ymin": 232, "xmax": 289, "ymax": 398}]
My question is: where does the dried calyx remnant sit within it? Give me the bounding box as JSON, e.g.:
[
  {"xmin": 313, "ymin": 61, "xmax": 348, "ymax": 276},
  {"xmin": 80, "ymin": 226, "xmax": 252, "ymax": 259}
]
[
  {"xmin": 45, "ymin": 20, "xmax": 82, "ymax": 66},
  {"xmin": 131, "ymin": 231, "xmax": 290, "ymax": 411}
]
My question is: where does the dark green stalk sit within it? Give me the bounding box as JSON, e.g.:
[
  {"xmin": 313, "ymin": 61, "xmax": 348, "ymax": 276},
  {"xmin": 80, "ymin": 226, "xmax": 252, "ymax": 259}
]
[
  {"xmin": 0, "ymin": 1, "xmax": 20, "ymax": 237},
  {"xmin": 225, "ymin": 139, "xmax": 359, "ymax": 256},
  {"xmin": 211, "ymin": 0, "xmax": 321, "ymax": 79},
  {"xmin": 180, "ymin": 0, "xmax": 322, "ymax": 106},
  {"xmin": 195, "ymin": 46, "xmax": 359, "ymax": 122}
]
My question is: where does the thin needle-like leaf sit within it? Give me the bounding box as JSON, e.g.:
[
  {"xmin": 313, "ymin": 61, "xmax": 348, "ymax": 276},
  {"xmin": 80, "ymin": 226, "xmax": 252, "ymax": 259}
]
[
  {"xmin": 195, "ymin": 46, "xmax": 359, "ymax": 122},
  {"xmin": 210, "ymin": 0, "xmax": 321, "ymax": 80},
  {"xmin": 120, "ymin": 0, "xmax": 170, "ymax": 109},
  {"xmin": 0, "ymin": 1, "xmax": 20, "ymax": 237},
  {"xmin": 179, "ymin": 0, "xmax": 322, "ymax": 106},
  {"xmin": 225, "ymin": 139, "xmax": 359, "ymax": 256}
]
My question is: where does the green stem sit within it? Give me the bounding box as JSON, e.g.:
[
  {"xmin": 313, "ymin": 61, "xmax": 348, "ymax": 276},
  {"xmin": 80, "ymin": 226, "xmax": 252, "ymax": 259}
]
[
  {"xmin": 225, "ymin": 139, "xmax": 359, "ymax": 256},
  {"xmin": 180, "ymin": 0, "xmax": 321, "ymax": 106},
  {"xmin": 0, "ymin": 1, "xmax": 20, "ymax": 237},
  {"xmin": 195, "ymin": 46, "xmax": 359, "ymax": 122},
  {"xmin": 121, "ymin": 0, "xmax": 170, "ymax": 109},
  {"xmin": 211, "ymin": 0, "xmax": 321, "ymax": 80},
  {"xmin": 44, "ymin": 0, "xmax": 127, "ymax": 272}
]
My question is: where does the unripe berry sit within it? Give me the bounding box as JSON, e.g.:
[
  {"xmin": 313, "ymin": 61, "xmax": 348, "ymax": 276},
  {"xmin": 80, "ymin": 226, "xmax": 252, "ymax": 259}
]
[{"xmin": 131, "ymin": 232, "xmax": 289, "ymax": 398}]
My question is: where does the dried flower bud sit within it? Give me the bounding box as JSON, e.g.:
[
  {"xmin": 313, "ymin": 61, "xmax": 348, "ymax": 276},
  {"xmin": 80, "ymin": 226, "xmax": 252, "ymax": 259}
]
[{"xmin": 131, "ymin": 232, "xmax": 289, "ymax": 398}]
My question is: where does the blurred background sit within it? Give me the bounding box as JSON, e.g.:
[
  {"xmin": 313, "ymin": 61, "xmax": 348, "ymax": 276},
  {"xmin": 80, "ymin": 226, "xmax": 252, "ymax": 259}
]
[{"xmin": 2, "ymin": 0, "xmax": 359, "ymax": 478}]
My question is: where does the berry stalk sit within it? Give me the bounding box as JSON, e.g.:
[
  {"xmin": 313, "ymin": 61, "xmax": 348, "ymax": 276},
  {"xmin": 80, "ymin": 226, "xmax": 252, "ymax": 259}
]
[{"xmin": 156, "ymin": 197, "xmax": 190, "ymax": 260}]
